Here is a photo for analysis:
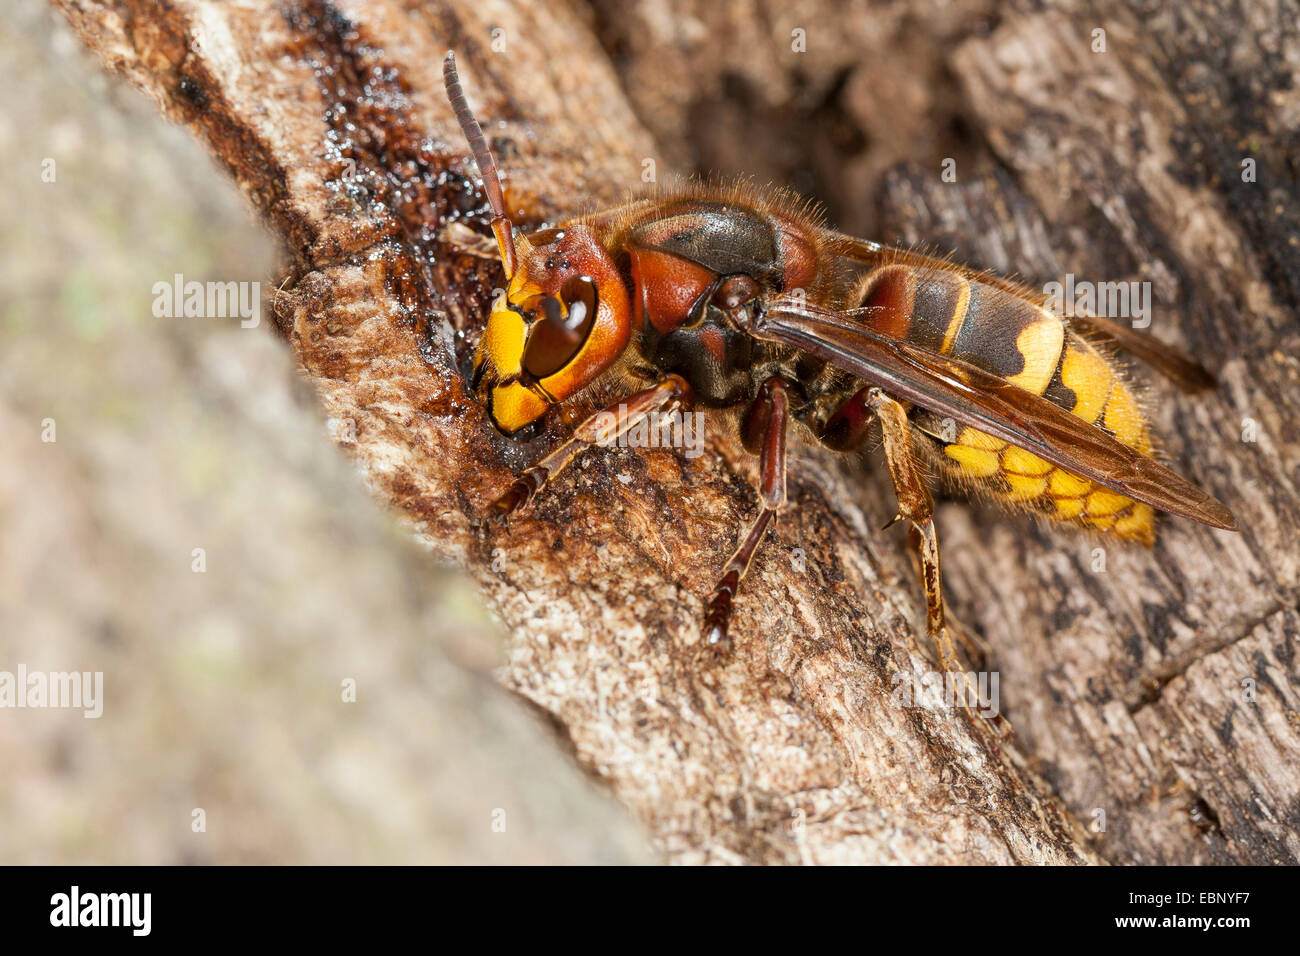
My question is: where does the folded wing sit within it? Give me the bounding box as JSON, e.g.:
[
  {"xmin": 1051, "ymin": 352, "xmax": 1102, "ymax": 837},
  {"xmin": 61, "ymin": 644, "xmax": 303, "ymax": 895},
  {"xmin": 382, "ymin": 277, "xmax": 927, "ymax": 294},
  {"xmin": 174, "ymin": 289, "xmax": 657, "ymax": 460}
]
[{"xmin": 749, "ymin": 296, "xmax": 1237, "ymax": 530}]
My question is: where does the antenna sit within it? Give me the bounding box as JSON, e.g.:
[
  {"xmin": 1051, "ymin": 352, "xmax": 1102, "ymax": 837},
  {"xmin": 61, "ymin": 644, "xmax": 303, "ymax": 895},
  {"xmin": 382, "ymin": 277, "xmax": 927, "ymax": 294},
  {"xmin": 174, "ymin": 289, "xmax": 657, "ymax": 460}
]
[{"xmin": 443, "ymin": 52, "xmax": 518, "ymax": 277}]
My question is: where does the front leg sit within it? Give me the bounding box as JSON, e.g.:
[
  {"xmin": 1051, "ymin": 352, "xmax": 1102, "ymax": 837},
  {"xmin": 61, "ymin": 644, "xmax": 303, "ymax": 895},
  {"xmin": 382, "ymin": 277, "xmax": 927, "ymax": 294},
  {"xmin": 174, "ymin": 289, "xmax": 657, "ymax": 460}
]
[{"xmin": 484, "ymin": 373, "xmax": 693, "ymax": 522}]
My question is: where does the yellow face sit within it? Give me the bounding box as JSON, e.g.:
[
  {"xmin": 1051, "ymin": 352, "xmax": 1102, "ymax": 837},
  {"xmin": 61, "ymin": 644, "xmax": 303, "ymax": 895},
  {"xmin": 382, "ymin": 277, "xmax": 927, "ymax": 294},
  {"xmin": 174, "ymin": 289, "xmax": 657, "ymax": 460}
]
[
  {"xmin": 471, "ymin": 227, "xmax": 631, "ymax": 435},
  {"xmin": 473, "ymin": 267, "xmax": 551, "ymax": 433}
]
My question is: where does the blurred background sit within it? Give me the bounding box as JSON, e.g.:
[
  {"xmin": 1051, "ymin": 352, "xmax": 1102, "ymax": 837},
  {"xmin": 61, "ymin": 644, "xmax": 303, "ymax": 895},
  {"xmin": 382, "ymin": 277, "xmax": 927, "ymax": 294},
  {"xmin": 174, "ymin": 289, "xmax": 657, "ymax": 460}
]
[{"xmin": 0, "ymin": 0, "xmax": 649, "ymax": 864}]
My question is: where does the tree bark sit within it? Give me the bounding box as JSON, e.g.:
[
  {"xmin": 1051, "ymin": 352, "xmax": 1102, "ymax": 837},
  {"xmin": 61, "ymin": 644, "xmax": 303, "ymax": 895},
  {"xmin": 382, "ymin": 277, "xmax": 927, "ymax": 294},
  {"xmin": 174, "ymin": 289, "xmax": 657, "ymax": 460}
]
[{"xmin": 53, "ymin": 0, "xmax": 1300, "ymax": 864}]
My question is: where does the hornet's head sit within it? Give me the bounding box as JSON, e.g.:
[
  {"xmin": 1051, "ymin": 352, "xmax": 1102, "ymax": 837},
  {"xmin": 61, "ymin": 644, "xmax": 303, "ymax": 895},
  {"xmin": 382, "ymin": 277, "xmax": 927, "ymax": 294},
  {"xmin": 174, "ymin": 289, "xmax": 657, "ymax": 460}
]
[{"xmin": 443, "ymin": 53, "xmax": 631, "ymax": 434}]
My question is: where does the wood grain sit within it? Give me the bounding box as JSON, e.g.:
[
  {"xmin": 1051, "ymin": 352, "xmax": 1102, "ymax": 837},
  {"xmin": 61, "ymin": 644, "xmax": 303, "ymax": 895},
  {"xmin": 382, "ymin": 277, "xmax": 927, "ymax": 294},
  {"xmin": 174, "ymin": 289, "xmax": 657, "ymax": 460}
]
[{"xmin": 53, "ymin": 0, "xmax": 1299, "ymax": 863}]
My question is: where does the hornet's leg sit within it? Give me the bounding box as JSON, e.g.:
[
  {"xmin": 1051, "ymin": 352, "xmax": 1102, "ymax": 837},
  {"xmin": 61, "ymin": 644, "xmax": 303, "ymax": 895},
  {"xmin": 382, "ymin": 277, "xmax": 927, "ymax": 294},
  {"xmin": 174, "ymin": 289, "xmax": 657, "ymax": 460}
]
[
  {"xmin": 865, "ymin": 389, "xmax": 957, "ymax": 671},
  {"xmin": 485, "ymin": 374, "xmax": 693, "ymax": 522},
  {"xmin": 702, "ymin": 377, "xmax": 790, "ymax": 654},
  {"xmin": 821, "ymin": 385, "xmax": 983, "ymax": 669},
  {"xmin": 868, "ymin": 388, "xmax": 1008, "ymax": 735}
]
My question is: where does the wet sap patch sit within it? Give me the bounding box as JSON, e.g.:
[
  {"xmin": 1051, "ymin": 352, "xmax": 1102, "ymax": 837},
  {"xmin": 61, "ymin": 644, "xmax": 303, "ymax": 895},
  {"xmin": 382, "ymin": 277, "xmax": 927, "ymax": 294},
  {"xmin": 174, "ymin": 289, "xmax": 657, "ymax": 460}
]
[
  {"xmin": 280, "ymin": 1, "xmax": 562, "ymax": 466},
  {"xmin": 285, "ymin": 1, "xmax": 502, "ymax": 363}
]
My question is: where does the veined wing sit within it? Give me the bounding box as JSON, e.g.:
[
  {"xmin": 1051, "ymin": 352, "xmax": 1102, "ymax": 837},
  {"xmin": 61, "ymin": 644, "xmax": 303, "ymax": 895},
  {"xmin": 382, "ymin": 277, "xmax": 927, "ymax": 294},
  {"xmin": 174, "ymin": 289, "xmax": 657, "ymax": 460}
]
[
  {"xmin": 827, "ymin": 233, "xmax": 1219, "ymax": 391},
  {"xmin": 749, "ymin": 295, "xmax": 1237, "ymax": 530}
]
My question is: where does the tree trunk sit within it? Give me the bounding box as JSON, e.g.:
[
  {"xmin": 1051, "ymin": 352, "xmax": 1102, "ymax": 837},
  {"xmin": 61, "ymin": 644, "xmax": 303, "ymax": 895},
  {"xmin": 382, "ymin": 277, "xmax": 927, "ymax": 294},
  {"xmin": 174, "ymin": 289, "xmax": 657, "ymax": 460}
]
[{"xmin": 53, "ymin": 0, "xmax": 1300, "ymax": 864}]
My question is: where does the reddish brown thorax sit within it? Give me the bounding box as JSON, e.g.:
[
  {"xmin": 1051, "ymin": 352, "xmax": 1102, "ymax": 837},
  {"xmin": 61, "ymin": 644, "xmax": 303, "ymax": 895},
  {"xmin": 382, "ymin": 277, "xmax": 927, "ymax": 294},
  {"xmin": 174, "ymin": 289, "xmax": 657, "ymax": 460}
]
[{"xmin": 624, "ymin": 201, "xmax": 821, "ymax": 334}]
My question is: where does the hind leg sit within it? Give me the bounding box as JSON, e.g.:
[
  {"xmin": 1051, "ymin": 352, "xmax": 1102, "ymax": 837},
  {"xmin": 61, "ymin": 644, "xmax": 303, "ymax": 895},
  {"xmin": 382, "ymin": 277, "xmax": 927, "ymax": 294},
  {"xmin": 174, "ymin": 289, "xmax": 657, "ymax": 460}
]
[
  {"xmin": 867, "ymin": 390, "xmax": 1008, "ymax": 735},
  {"xmin": 866, "ymin": 391, "xmax": 957, "ymax": 670}
]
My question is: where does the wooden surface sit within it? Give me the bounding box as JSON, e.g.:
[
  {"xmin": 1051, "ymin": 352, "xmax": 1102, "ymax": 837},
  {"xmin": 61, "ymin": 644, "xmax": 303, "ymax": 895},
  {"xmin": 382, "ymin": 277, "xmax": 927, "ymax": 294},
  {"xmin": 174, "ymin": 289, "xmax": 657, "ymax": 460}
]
[{"xmin": 52, "ymin": 0, "xmax": 1300, "ymax": 863}]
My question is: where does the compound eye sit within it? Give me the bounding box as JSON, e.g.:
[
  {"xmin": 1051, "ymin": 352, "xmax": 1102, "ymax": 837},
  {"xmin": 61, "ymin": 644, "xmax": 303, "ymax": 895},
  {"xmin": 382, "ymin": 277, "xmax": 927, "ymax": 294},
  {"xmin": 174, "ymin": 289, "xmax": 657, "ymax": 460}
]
[{"xmin": 522, "ymin": 275, "xmax": 599, "ymax": 379}]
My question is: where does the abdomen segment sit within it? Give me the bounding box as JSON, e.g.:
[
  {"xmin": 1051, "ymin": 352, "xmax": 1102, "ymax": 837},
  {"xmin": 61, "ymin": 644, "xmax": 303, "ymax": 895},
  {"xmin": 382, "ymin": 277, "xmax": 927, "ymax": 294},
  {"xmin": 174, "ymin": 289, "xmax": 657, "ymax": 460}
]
[{"xmin": 854, "ymin": 262, "xmax": 1156, "ymax": 542}]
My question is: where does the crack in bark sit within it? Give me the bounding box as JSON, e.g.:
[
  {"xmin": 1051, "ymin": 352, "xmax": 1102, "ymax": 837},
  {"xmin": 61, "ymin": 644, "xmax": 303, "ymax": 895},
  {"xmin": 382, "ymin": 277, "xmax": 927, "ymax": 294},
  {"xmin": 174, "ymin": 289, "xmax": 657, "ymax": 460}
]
[{"xmin": 1125, "ymin": 600, "xmax": 1297, "ymax": 713}]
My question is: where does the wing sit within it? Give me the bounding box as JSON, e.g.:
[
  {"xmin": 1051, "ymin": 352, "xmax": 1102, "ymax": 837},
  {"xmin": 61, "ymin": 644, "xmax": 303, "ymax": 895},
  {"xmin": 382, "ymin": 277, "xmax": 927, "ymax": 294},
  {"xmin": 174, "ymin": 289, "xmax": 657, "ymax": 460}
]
[
  {"xmin": 1067, "ymin": 312, "xmax": 1217, "ymax": 392},
  {"xmin": 827, "ymin": 233, "xmax": 1220, "ymax": 393},
  {"xmin": 750, "ymin": 295, "xmax": 1237, "ymax": 530}
]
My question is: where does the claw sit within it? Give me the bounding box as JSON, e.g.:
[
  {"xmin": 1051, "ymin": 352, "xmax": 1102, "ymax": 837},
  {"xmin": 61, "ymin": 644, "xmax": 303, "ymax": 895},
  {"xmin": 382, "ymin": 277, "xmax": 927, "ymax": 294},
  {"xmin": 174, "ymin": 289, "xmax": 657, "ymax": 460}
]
[
  {"xmin": 482, "ymin": 469, "xmax": 544, "ymax": 527},
  {"xmin": 984, "ymin": 712, "xmax": 1015, "ymax": 739},
  {"xmin": 702, "ymin": 615, "xmax": 732, "ymax": 656},
  {"xmin": 485, "ymin": 488, "xmax": 524, "ymax": 523},
  {"xmin": 701, "ymin": 570, "xmax": 739, "ymax": 656}
]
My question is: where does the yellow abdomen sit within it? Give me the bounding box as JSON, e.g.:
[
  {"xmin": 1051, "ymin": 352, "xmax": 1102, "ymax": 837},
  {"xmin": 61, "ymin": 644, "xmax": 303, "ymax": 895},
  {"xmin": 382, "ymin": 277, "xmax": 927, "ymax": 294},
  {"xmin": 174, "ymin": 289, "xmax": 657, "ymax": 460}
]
[
  {"xmin": 942, "ymin": 328, "xmax": 1156, "ymax": 545},
  {"xmin": 853, "ymin": 263, "xmax": 1156, "ymax": 543}
]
